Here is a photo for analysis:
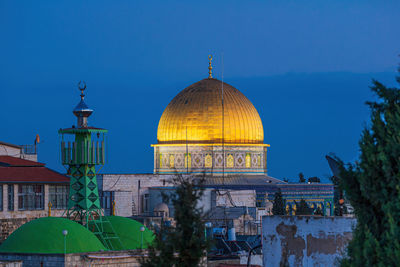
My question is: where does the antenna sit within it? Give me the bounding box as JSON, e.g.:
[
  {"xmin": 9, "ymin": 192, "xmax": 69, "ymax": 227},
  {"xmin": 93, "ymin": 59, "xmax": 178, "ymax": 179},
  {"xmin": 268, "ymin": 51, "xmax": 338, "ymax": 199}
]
[
  {"xmin": 221, "ymin": 52, "xmax": 225, "ymax": 185},
  {"xmin": 186, "ymin": 126, "xmax": 189, "ymax": 174}
]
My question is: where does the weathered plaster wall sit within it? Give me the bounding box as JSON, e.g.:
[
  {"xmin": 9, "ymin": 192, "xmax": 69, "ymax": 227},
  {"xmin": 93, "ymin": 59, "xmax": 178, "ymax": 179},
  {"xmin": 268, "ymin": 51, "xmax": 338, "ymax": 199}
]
[
  {"xmin": 0, "ymin": 144, "xmax": 37, "ymax": 162},
  {"xmin": 262, "ymin": 216, "xmax": 356, "ymax": 267},
  {"xmin": 0, "ymin": 146, "xmax": 20, "ymax": 158},
  {"xmin": 215, "ymin": 189, "xmax": 256, "ymax": 207}
]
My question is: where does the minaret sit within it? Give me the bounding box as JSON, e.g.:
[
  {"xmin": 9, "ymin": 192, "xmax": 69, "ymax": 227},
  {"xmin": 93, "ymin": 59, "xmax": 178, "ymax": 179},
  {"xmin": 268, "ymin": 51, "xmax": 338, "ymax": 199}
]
[{"xmin": 59, "ymin": 82, "xmax": 122, "ymax": 250}]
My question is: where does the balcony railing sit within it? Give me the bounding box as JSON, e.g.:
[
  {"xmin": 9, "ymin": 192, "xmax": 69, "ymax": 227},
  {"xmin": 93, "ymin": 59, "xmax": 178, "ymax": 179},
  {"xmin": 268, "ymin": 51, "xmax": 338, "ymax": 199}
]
[
  {"xmin": 61, "ymin": 141, "xmax": 105, "ymax": 165},
  {"xmin": 21, "ymin": 144, "xmax": 37, "ymax": 155}
]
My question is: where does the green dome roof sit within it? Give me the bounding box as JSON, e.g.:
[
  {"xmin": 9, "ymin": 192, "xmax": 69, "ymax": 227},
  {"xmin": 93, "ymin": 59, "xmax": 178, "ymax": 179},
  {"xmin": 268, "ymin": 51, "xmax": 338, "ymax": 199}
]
[
  {"xmin": 0, "ymin": 217, "xmax": 106, "ymax": 254},
  {"xmin": 90, "ymin": 216, "xmax": 154, "ymax": 250}
]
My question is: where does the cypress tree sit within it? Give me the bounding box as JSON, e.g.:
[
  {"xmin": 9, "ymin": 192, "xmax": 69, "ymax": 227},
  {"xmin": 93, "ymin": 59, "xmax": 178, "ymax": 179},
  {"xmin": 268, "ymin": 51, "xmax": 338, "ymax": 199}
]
[
  {"xmin": 339, "ymin": 70, "xmax": 400, "ymax": 266},
  {"xmin": 140, "ymin": 175, "xmax": 209, "ymax": 267},
  {"xmin": 272, "ymin": 189, "xmax": 286, "ymax": 215}
]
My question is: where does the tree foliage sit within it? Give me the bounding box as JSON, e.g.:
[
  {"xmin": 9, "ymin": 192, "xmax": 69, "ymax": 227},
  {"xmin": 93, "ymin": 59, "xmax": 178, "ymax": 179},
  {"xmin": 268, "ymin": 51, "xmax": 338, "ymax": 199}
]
[
  {"xmin": 140, "ymin": 175, "xmax": 209, "ymax": 267},
  {"xmin": 314, "ymin": 206, "xmax": 323, "ymax": 216},
  {"xmin": 272, "ymin": 189, "xmax": 286, "ymax": 215},
  {"xmin": 295, "ymin": 199, "xmax": 312, "ymax": 215},
  {"xmin": 339, "ymin": 72, "xmax": 400, "ymax": 266},
  {"xmin": 298, "ymin": 172, "xmax": 306, "ymax": 183},
  {"xmin": 308, "ymin": 176, "xmax": 320, "ymax": 183}
]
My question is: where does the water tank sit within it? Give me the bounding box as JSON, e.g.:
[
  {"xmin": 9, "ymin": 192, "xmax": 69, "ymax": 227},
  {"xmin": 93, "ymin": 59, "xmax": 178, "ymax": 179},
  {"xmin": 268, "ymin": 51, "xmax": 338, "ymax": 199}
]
[{"xmin": 227, "ymin": 228, "xmax": 236, "ymax": 241}]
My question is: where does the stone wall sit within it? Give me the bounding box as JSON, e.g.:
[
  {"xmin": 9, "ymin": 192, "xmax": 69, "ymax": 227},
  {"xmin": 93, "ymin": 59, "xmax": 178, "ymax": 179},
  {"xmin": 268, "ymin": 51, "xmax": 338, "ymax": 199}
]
[
  {"xmin": 207, "ymin": 258, "xmax": 240, "ymax": 267},
  {"xmin": 0, "ymin": 253, "xmax": 64, "ymax": 267},
  {"xmin": 215, "ymin": 190, "xmax": 256, "ymax": 207},
  {"xmin": 102, "ymin": 174, "xmax": 174, "ymax": 216},
  {"xmin": 0, "ymin": 215, "xmax": 63, "ymax": 244},
  {"xmin": 0, "ymin": 251, "xmax": 144, "ymax": 267},
  {"xmin": 0, "ymin": 144, "xmax": 37, "ymax": 162},
  {"xmin": 262, "ymin": 216, "xmax": 356, "ymax": 267},
  {"xmin": 0, "ymin": 218, "xmax": 31, "ymax": 244},
  {"xmin": 66, "ymin": 251, "xmax": 142, "ymax": 267},
  {"xmin": 0, "ymin": 261, "xmax": 22, "ymax": 267}
]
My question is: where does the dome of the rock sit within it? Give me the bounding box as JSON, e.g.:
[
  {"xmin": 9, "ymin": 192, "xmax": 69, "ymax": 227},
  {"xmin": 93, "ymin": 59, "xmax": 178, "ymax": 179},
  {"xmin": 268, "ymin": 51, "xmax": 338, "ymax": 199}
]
[
  {"xmin": 157, "ymin": 78, "xmax": 264, "ymax": 145},
  {"xmin": 153, "ymin": 76, "xmax": 269, "ymax": 176}
]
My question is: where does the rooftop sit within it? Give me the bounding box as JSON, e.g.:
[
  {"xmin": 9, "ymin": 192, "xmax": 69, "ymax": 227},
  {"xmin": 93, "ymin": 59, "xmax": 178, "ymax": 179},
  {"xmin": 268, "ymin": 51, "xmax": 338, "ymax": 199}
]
[{"xmin": 0, "ymin": 156, "xmax": 69, "ymax": 183}]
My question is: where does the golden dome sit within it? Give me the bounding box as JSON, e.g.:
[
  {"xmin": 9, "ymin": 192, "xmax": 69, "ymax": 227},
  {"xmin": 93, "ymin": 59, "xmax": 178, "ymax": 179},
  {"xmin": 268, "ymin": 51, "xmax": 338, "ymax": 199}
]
[{"xmin": 157, "ymin": 78, "xmax": 264, "ymax": 145}]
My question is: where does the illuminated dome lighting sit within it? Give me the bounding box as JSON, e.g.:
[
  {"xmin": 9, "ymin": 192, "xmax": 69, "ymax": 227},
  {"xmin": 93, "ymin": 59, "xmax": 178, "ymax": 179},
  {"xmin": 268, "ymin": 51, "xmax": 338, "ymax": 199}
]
[{"xmin": 157, "ymin": 78, "xmax": 264, "ymax": 145}]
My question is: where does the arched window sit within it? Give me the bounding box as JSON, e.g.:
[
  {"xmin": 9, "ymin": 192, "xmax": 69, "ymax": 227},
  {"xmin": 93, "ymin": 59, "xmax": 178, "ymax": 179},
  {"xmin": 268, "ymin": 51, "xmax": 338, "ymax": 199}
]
[
  {"xmin": 169, "ymin": 154, "xmax": 175, "ymax": 168},
  {"xmin": 292, "ymin": 203, "xmax": 297, "ymax": 215},
  {"xmin": 245, "ymin": 153, "xmax": 251, "ymax": 168},
  {"xmin": 227, "ymin": 154, "xmax": 234, "ymax": 168},
  {"xmin": 184, "ymin": 153, "xmax": 191, "ymax": 169},
  {"xmin": 205, "ymin": 154, "xmax": 212, "ymax": 168}
]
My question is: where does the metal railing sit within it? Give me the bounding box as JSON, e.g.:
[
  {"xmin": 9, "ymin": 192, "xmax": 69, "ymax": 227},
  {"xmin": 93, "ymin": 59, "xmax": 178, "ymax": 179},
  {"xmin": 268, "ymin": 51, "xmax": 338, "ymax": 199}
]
[
  {"xmin": 61, "ymin": 141, "xmax": 105, "ymax": 165},
  {"xmin": 21, "ymin": 144, "xmax": 37, "ymax": 155}
]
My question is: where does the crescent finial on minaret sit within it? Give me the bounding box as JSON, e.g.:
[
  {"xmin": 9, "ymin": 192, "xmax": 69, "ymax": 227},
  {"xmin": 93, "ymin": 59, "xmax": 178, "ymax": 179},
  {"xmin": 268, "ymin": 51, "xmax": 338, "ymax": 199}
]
[
  {"xmin": 73, "ymin": 81, "xmax": 93, "ymax": 128},
  {"xmin": 78, "ymin": 81, "xmax": 87, "ymax": 100}
]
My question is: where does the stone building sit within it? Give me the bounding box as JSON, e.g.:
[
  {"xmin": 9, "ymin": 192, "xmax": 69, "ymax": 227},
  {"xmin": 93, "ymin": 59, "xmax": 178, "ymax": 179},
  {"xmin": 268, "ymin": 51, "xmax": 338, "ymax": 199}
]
[{"xmin": 0, "ymin": 150, "xmax": 70, "ymax": 242}]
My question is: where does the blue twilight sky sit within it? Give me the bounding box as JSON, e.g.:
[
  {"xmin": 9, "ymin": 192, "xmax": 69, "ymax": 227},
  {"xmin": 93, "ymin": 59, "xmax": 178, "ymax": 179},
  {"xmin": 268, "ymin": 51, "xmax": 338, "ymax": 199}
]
[{"xmin": 0, "ymin": 1, "xmax": 399, "ymax": 182}]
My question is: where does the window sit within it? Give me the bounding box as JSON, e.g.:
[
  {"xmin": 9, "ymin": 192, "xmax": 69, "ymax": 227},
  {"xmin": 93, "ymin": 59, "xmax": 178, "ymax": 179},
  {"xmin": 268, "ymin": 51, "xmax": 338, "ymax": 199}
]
[
  {"xmin": 8, "ymin": 185, "xmax": 13, "ymax": 211},
  {"xmin": 99, "ymin": 190, "xmax": 114, "ymax": 216},
  {"xmin": 18, "ymin": 185, "xmax": 44, "ymax": 210},
  {"xmin": 184, "ymin": 153, "xmax": 191, "ymax": 169},
  {"xmin": 205, "ymin": 154, "xmax": 212, "ymax": 168},
  {"xmin": 226, "ymin": 154, "xmax": 234, "ymax": 168},
  {"xmin": 245, "ymin": 153, "xmax": 251, "ymax": 168},
  {"xmin": 49, "ymin": 185, "xmax": 69, "ymax": 209},
  {"xmin": 142, "ymin": 193, "xmax": 149, "ymax": 213},
  {"xmin": 169, "ymin": 154, "xmax": 175, "ymax": 168}
]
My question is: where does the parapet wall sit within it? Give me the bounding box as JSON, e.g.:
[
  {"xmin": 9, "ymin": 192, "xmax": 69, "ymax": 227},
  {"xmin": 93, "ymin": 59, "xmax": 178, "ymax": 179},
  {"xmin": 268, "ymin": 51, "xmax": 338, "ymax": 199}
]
[
  {"xmin": 262, "ymin": 216, "xmax": 356, "ymax": 267},
  {"xmin": 0, "ymin": 251, "xmax": 143, "ymax": 267}
]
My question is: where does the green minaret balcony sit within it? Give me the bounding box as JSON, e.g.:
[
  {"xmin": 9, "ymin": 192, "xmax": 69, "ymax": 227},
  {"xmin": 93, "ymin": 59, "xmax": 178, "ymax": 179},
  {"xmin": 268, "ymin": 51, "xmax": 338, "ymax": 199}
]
[{"xmin": 59, "ymin": 128, "xmax": 107, "ymax": 166}]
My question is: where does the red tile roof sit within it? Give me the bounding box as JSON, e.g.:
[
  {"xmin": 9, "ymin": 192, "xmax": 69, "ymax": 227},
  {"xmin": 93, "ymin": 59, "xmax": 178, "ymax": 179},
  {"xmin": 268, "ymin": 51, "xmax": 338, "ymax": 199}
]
[
  {"xmin": 0, "ymin": 156, "xmax": 69, "ymax": 183},
  {"xmin": 0, "ymin": 156, "xmax": 45, "ymax": 167}
]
